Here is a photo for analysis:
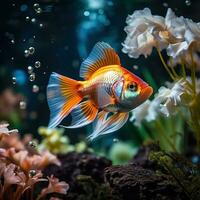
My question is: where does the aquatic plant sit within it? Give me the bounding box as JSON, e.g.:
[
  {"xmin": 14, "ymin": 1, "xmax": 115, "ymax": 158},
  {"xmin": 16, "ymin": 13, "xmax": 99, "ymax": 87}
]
[
  {"xmin": 123, "ymin": 8, "xmax": 200, "ymax": 152},
  {"xmin": 150, "ymin": 150, "xmax": 200, "ymax": 200},
  {"xmin": 108, "ymin": 141, "xmax": 137, "ymax": 165},
  {"xmin": 38, "ymin": 126, "xmax": 71, "ymax": 154},
  {"xmin": 38, "ymin": 126, "xmax": 93, "ymax": 154},
  {"xmin": 0, "ymin": 123, "xmax": 69, "ymax": 200}
]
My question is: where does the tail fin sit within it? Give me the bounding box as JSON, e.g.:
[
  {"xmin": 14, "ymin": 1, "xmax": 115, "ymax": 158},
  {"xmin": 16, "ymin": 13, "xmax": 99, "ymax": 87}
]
[{"xmin": 47, "ymin": 72, "xmax": 83, "ymax": 128}]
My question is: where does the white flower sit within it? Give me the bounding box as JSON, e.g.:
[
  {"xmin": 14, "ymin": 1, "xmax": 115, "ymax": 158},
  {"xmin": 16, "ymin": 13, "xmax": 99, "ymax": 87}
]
[
  {"xmin": 130, "ymin": 79, "xmax": 194, "ymax": 126},
  {"xmin": 123, "ymin": 7, "xmax": 200, "ymax": 60},
  {"xmin": 130, "ymin": 98, "xmax": 163, "ymax": 126},
  {"xmin": 166, "ymin": 10, "xmax": 200, "ymax": 58},
  {"xmin": 122, "ymin": 8, "xmax": 168, "ymax": 58},
  {"xmin": 130, "ymin": 100, "xmax": 150, "ymax": 126},
  {"xmin": 158, "ymin": 79, "xmax": 193, "ymax": 116}
]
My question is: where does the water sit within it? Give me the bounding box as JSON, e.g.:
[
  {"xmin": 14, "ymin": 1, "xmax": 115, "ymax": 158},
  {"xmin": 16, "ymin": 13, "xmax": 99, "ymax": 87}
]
[{"xmin": 0, "ymin": 1, "xmax": 200, "ymax": 199}]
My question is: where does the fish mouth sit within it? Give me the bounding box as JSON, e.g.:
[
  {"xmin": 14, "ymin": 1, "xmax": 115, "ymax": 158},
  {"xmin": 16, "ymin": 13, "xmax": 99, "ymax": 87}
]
[{"xmin": 140, "ymin": 86, "xmax": 153, "ymax": 100}]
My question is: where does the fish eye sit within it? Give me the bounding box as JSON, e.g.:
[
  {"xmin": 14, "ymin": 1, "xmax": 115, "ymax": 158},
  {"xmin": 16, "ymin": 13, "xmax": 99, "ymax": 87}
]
[{"xmin": 128, "ymin": 82, "xmax": 137, "ymax": 92}]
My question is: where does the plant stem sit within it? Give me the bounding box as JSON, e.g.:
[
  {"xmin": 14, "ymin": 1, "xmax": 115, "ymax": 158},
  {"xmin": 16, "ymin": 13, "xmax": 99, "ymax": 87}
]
[
  {"xmin": 190, "ymin": 51, "xmax": 196, "ymax": 96},
  {"xmin": 168, "ymin": 58, "xmax": 179, "ymax": 79},
  {"xmin": 181, "ymin": 59, "xmax": 186, "ymax": 79},
  {"xmin": 157, "ymin": 49, "xmax": 175, "ymax": 80},
  {"xmin": 190, "ymin": 107, "xmax": 200, "ymax": 152},
  {"xmin": 155, "ymin": 120, "xmax": 177, "ymax": 152},
  {"xmin": 162, "ymin": 160, "xmax": 192, "ymax": 200}
]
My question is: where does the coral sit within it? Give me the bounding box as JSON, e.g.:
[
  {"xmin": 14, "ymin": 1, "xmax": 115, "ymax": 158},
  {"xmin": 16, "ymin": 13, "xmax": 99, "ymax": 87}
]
[{"xmin": 0, "ymin": 123, "xmax": 69, "ymax": 200}]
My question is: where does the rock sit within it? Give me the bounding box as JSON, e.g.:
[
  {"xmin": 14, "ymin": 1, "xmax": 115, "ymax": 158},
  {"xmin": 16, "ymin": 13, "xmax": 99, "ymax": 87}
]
[
  {"xmin": 44, "ymin": 152, "xmax": 113, "ymax": 200},
  {"xmin": 44, "ymin": 152, "xmax": 111, "ymax": 183},
  {"xmin": 104, "ymin": 164, "xmax": 187, "ymax": 200},
  {"xmin": 131, "ymin": 142, "xmax": 160, "ymax": 168}
]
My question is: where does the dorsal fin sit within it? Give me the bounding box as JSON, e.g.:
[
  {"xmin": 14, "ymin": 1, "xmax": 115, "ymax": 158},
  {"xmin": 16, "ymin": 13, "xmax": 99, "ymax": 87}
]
[{"xmin": 80, "ymin": 42, "xmax": 121, "ymax": 80}]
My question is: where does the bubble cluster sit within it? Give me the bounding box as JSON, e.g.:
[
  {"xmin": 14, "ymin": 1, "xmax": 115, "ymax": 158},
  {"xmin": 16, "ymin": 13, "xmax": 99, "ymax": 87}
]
[
  {"xmin": 35, "ymin": 61, "xmax": 41, "ymax": 68},
  {"xmin": 29, "ymin": 73, "xmax": 35, "ymax": 82},
  {"xmin": 33, "ymin": 3, "xmax": 42, "ymax": 14},
  {"xmin": 24, "ymin": 47, "xmax": 35, "ymax": 57},
  {"xmin": 32, "ymin": 85, "xmax": 39, "ymax": 93},
  {"xmin": 19, "ymin": 101, "xmax": 27, "ymax": 109},
  {"xmin": 12, "ymin": 77, "xmax": 16, "ymax": 84}
]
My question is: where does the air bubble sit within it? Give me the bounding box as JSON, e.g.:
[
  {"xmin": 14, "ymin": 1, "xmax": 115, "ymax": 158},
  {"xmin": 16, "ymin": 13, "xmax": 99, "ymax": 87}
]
[
  {"xmin": 113, "ymin": 138, "xmax": 119, "ymax": 143},
  {"xmin": 185, "ymin": 0, "xmax": 191, "ymax": 6},
  {"xmin": 28, "ymin": 47, "xmax": 35, "ymax": 55},
  {"xmin": 24, "ymin": 49, "xmax": 29, "ymax": 57},
  {"xmin": 36, "ymin": 7, "xmax": 42, "ymax": 13},
  {"xmin": 29, "ymin": 73, "xmax": 35, "ymax": 82},
  {"xmin": 35, "ymin": 61, "xmax": 41, "ymax": 68},
  {"xmin": 12, "ymin": 77, "xmax": 16, "ymax": 84},
  {"xmin": 32, "ymin": 85, "xmax": 39, "ymax": 93},
  {"xmin": 84, "ymin": 11, "xmax": 90, "ymax": 16},
  {"xmin": 163, "ymin": 2, "xmax": 168, "ymax": 7},
  {"xmin": 28, "ymin": 140, "xmax": 37, "ymax": 148},
  {"xmin": 25, "ymin": 16, "xmax": 30, "ymax": 21},
  {"xmin": 33, "ymin": 3, "xmax": 39, "ymax": 9},
  {"xmin": 29, "ymin": 169, "xmax": 36, "ymax": 177},
  {"xmin": 133, "ymin": 65, "xmax": 138, "ymax": 70},
  {"xmin": 27, "ymin": 66, "xmax": 33, "ymax": 74},
  {"xmin": 19, "ymin": 101, "xmax": 27, "ymax": 109},
  {"xmin": 31, "ymin": 18, "xmax": 36, "ymax": 23}
]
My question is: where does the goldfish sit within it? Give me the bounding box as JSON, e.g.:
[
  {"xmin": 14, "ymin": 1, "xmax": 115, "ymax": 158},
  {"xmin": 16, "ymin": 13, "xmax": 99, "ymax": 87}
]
[{"xmin": 47, "ymin": 42, "xmax": 153, "ymax": 140}]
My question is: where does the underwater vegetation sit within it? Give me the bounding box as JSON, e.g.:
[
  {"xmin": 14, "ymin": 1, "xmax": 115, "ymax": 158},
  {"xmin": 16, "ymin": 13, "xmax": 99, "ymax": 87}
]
[
  {"xmin": 38, "ymin": 126, "xmax": 92, "ymax": 154},
  {"xmin": 123, "ymin": 8, "xmax": 200, "ymax": 153},
  {"xmin": 0, "ymin": 124, "xmax": 69, "ymax": 200}
]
